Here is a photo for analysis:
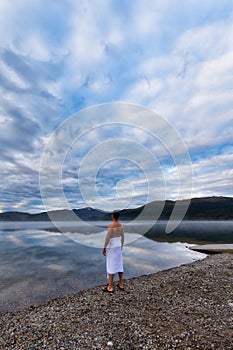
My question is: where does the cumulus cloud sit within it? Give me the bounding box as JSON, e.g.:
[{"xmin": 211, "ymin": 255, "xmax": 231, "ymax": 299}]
[
  {"xmin": 191, "ymin": 153, "xmax": 233, "ymax": 197},
  {"xmin": 127, "ymin": 15, "xmax": 233, "ymax": 164},
  {"xmin": 0, "ymin": 0, "xmax": 233, "ymax": 212}
]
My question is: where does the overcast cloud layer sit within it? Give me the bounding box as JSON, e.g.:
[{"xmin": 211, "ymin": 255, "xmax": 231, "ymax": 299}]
[{"xmin": 0, "ymin": 0, "xmax": 233, "ymax": 213}]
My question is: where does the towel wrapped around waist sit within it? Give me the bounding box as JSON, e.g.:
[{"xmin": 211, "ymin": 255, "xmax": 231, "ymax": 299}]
[{"xmin": 106, "ymin": 237, "xmax": 123, "ymax": 275}]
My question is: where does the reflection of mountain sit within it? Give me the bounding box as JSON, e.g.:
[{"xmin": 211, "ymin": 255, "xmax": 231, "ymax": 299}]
[
  {"xmin": 0, "ymin": 196, "xmax": 233, "ymax": 221},
  {"xmin": 144, "ymin": 221, "xmax": 233, "ymax": 244}
]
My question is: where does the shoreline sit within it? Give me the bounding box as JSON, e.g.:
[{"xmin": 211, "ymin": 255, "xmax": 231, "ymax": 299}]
[
  {"xmin": 0, "ymin": 254, "xmax": 233, "ymax": 349},
  {"xmin": 0, "ymin": 234, "xmax": 206, "ymax": 315}
]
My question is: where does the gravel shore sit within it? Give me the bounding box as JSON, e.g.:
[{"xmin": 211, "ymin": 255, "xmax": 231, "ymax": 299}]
[{"xmin": 0, "ymin": 253, "xmax": 233, "ymax": 349}]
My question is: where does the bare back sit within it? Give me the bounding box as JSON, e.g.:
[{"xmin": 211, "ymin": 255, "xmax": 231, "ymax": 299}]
[
  {"xmin": 109, "ymin": 226, "xmax": 124, "ymax": 238},
  {"xmin": 104, "ymin": 219, "xmax": 124, "ymax": 249}
]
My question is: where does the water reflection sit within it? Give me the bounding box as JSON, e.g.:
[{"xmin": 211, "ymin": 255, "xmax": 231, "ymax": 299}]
[{"xmin": 0, "ymin": 222, "xmax": 206, "ymax": 313}]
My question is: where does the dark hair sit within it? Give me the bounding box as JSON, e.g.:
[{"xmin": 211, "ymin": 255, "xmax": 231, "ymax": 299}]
[{"xmin": 112, "ymin": 211, "xmax": 120, "ymax": 220}]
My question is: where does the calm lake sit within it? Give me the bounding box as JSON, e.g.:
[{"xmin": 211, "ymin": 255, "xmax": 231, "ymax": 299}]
[{"xmin": 1, "ymin": 220, "xmax": 231, "ymax": 313}]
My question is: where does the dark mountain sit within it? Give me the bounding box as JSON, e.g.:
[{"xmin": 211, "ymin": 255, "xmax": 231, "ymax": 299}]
[
  {"xmin": 103, "ymin": 196, "xmax": 233, "ymax": 221},
  {"xmin": 119, "ymin": 196, "xmax": 233, "ymax": 221},
  {"xmin": 0, "ymin": 196, "xmax": 232, "ymax": 221},
  {"xmin": 0, "ymin": 207, "xmax": 106, "ymax": 222},
  {"xmin": 73, "ymin": 207, "xmax": 106, "ymax": 220},
  {"xmin": 184, "ymin": 196, "xmax": 233, "ymax": 220}
]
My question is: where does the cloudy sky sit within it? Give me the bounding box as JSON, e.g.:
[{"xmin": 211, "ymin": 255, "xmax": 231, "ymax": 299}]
[{"xmin": 0, "ymin": 0, "xmax": 233, "ymax": 213}]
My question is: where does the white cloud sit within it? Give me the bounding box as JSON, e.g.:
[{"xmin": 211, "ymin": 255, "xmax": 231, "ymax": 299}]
[
  {"xmin": 125, "ymin": 78, "xmax": 163, "ymax": 105},
  {"xmin": 175, "ymin": 18, "xmax": 233, "ymax": 58},
  {"xmin": 0, "ymin": 0, "xmax": 233, "ymax": 212},
  {"xmin": 0, "ymin": 59, "xmax": 30, "ymax": 89},
  {"xmin": 192, "ymin": 153, "xmax": 233, "ymax": 197},
  {"xmin": 122, "ymin": 16, "xmax": 233, "ymax": 158}
]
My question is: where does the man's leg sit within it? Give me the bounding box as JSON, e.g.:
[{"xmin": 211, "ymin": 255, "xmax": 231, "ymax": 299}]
[
  {"xmin": 118, "ymin": 272, "xmax": 123, "ymax": 288},
  {"xmin": 108, "ymin": 274, "xmax": 114, "ymax": 291}
]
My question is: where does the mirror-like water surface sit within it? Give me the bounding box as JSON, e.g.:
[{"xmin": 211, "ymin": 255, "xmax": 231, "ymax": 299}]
[{"xmin": 0, "ymin": 221, "xmax": 212, "ymax": 313}]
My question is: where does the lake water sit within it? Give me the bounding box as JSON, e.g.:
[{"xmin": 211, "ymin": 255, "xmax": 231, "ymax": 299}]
[{"xmin": 0, "ymin": 220, "xmax": 213, "ymax": 313}]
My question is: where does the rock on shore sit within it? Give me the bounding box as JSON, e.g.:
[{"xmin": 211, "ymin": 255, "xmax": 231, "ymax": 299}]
[{"xmin": 0, "ymin": 254, "xmax": 233, "ymax": 349}]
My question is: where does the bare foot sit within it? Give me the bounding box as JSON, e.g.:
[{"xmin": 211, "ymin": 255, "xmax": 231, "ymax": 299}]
[
  {"xmin": 107, "ymin": 285, "xmax": 114, "ymax": 292},
  {"xmin": 118, "ymin": 283, "xmax": 124, "ymax": 290}
]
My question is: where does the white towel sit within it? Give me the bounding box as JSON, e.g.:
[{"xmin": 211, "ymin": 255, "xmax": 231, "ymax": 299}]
[{"xmin": 106, "ymin": 237, "xmax": 123, "ymax": 275}]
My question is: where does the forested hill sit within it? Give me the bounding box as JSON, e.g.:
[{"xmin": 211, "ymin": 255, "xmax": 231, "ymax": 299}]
[
  {"xmin": 0, "ymin": 196, "xmax": 232, "ymax": 221},
  {"xmin": 119, "ymin": 196, "xmax": 233, "ymax": 221}
]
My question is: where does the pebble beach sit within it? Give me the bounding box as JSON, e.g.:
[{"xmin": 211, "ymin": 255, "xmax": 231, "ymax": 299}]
[{"xmin": 0, "ymin": 253, "xmax": 233, "ymax": 350}]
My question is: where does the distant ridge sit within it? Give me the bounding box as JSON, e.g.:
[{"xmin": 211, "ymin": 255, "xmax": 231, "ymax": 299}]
[
  {"xmin": 0, "ymin": 196, "xmax": 233, "ymax": 221},
  {"xmin": 0, "ymin": 207, "xmax": 106, "ymax": 221}
]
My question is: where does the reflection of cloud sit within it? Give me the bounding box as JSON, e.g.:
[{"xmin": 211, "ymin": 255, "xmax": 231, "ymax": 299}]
[
  {"xmin": 45, "ymin": 264, "xmax": 71, "ymax": 273},
  {"xmin": 0, "ymin": 224, "xmax": 207, "ymax": 312},
  {"xmin": 7, "ymin": 235, "xmax": 23, "ymax": 245},
  {"xmin": 123, "ymin": 236, "xmax": 206, "ymax": 276}
]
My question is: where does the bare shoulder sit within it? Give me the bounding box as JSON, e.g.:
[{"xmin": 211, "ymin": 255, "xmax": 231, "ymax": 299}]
[{"xmin": 108, "ymin": 223, "xmax": 123, "ymax": 229}]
